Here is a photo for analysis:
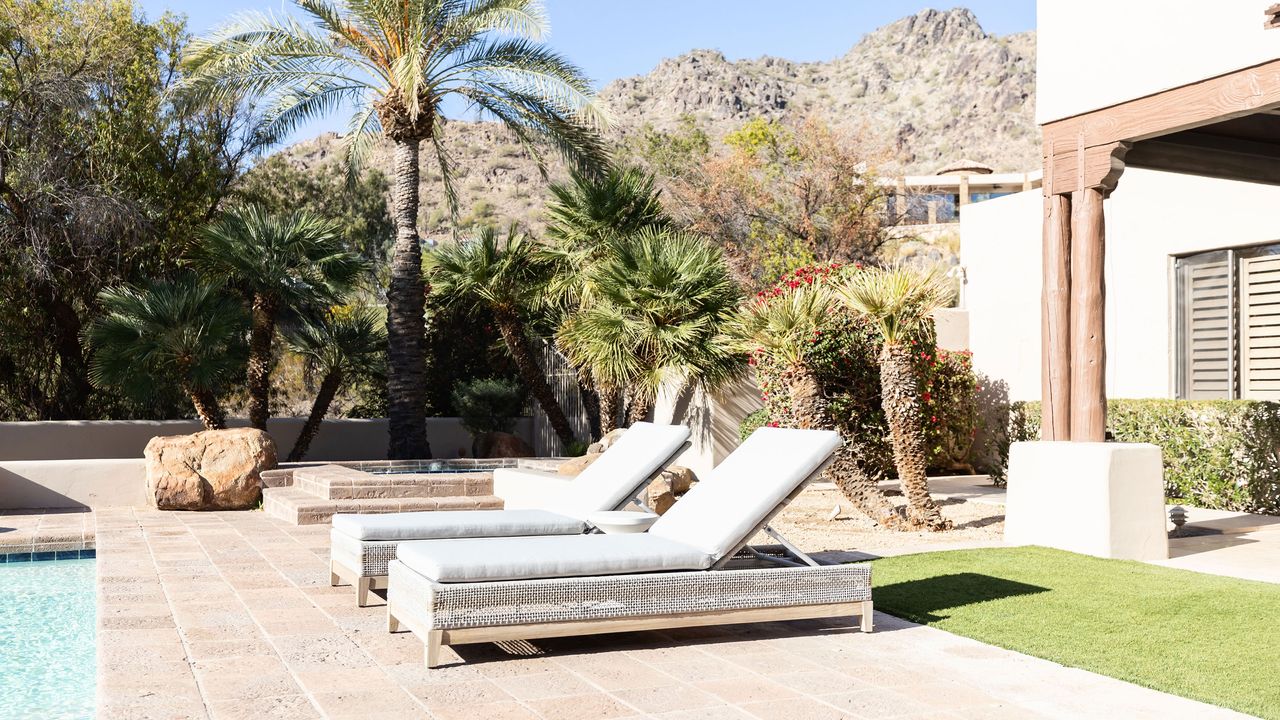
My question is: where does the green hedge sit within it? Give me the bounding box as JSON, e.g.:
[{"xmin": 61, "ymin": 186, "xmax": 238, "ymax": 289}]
[{"xmin": 1007, "ymin": 399, "xmax": 1280, "ymax": 514}]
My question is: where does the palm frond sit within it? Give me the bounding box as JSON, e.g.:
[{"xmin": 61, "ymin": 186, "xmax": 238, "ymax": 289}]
[{"xmin": 834, "ymin": 264, "xmax": 955, "ymax": 344}]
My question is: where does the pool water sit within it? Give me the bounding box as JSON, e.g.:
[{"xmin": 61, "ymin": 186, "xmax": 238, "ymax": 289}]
[{"xmin": 0, "ymin": 559, "xmax": 96, "ymax": 720}]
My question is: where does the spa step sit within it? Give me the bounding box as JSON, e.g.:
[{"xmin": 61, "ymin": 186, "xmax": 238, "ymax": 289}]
[
  {"xmin": 291, "ymin": 464, "xmax": 495, "ymax": 500},
  {"xmin": 262, "ymin": 486, "xmax": 503, "ymax": 525}
]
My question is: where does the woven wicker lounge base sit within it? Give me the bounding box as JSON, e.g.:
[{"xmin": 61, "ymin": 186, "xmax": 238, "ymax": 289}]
[{"xmin": 386, "ymin": 558, "xmax": 873, "ymax": 668}]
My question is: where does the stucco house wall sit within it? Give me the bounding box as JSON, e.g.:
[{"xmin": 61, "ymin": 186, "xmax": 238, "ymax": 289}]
[
  {"xmin": 1037, "ymin": 0, "xmax": 1279, "ymax": 124},
  {"xmin": 961, "ymin": 167, "xmax": 1280, "ymax": 401}
]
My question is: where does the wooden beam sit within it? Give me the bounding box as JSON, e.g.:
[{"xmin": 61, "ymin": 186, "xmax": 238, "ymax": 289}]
[
  {"xmin": 1126, "ymin": 132, "xmax": 1280, "ymax": 185},
  {"xmin": 1069, "ymin": 188, "xmax": 1107, "ymax": 442},
  {"xmin": 1044, "ymin": 141, "xmax": 1131, "ymax": 196},
  {"xmin": 1042, "ymin": 58, "xmax": 1280, "ymax": 155},
  {"xmin": 1042, "ymin": 193, "xmax": 1072, "ymax": 440},
  {"xmin": 1267, "ymin": 3, "xmax": 1280, "ymax": 29}
]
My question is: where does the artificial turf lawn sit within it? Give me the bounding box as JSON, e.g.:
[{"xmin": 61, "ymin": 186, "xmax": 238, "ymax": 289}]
[{"xmin": 869, "ymin": 546, "xmax": 1280, "ymax": 719}]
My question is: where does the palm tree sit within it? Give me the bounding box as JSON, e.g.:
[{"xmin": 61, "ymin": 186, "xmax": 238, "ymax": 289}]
[
  {"xmin": 542, "ymin": 165, "xmax": 668, "ymax": 433},
  {"xmin": 428, "ymin": 225, "xmax": 578, "ymax": 449},
  {"xmin": 558, "ymin": 228, "xmax": 743, "ymax": 431},
  {"xmin": 188, "ymin": 205, "xmax": 365, "ymax": 431},
  {"xmin": 282, "ymin": 307, "xmax": 386, "ymax": 461},
  {"xmin": 86, "ymin": 277, "xmax": 246, "ymax": 430},
  {"xmin": 835, "ymin": 265, "xmax": 954, "ymax": 531},
  {"xmin": 179, "ymin": 0, "xmax": 609, "ymax": 458},
  {"xmin": 731, "ymin": 286, "xmax": 906, "ymax": 529}
]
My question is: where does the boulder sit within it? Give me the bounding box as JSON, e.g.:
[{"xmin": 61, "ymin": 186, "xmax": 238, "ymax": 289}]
[
  {"xmin": 646, "ymin": 475, "xmax": 677, "ymax": 515},
  {"xmin": 557, "ymin": 452, "xmax": 600, "ymax": 476},
  {"xmin": 586, "ymin": 427, "xmax": 626, "ymax": 455},
  {"xmin": 661, "ymin": 466, "xmax": 696, "ymax": 494},
  {"xmin": 476, "ymin": 431, "xmax": 534, "ymax": 459},
  {"xmin": 144, "ymin": 428, "xmax": 276, "ymax": 510}
]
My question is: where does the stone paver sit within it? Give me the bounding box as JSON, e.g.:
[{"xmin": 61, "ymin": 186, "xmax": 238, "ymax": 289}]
[
  {"xmin": 84, "ymin": 507, "xmax": 1256, "ymax": 719},
  {"xmin": 0, "ymin": 507, "xmax": 95, "ymax": 555}
]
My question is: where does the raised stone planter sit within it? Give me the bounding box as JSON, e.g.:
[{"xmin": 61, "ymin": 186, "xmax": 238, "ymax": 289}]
[{"xmin": 144, "ymin": 428, "xmax": 276, "ymax": 510}]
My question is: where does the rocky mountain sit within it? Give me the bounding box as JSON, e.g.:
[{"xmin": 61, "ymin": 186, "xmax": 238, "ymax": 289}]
[{"xmin": 272, "ymin": 8, "xmax": 1037, "ymax": 240}]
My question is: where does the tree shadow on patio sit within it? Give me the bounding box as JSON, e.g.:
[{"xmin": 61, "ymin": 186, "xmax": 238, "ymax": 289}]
[{"xmin": 874, "ymin": 572, "xmax": 1048, "ymax": 624}]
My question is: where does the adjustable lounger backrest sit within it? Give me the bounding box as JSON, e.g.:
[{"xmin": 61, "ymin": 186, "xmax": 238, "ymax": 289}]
[
  {"xmin": 647, "ymin": 427, "xmax": 841, "ymax": 562},
  {"xmin": 557, "ymin": 422, "xmax": 691, "ymax": 517}
]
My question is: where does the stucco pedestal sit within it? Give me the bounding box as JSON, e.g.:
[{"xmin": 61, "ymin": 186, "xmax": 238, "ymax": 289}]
[{"xmin": 1005, "ymin": 441, "xmax": 1168, "ymax": 561}]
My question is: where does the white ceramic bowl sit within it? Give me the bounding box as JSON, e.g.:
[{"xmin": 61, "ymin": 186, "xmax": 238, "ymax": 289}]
[{"xmin": 588, "ymin": 510, "xmax": 659, "ymax": 534}]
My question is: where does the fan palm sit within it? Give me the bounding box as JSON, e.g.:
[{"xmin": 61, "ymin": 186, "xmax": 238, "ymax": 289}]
[
  {"xmin": 179, "ymin": 0, "xmax": 609, "ymax": 459},
  {"xmin": 558, "ymin": 227, "xmax": 743, "ymax": 431},
  {"xmin": 86, "ymin": 277, "xmax": 246, "ymax": 430},
  {"xmin": 730, "ymin": 287, "xmax": 905, "ymax": 529},
  {"xmin": 541, "ymin": 165, "xmax": 668, "ymax": 432},
  {"xmin": 835, "ymin": 265, "xmax": 954, "ymax": 531},
  {"xmin": 282, "ymin": 307, "xmax": 386, "ymax": 461},
  {"xmin": 427, "ymin": 225, "xmax": 578, "ymax": 449},
  {"xmin": 188, "ymin": 205, "xmax": 365, "ymax": 431}
]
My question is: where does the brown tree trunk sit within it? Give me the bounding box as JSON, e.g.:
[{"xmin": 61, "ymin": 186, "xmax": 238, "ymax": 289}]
[
  {"xmin": 598, "ymin": 385, "xmax": 621, "ymax": 434},
  {"xmin": 784, "ymin": 365, "xmax": 906, "ymax": 529},
  {"xmin": 288, "ymin": 371, "xmax": 342, "ymax": 462},
  {"xmin": 493, "ymin": 308, "xmax": 577, "ymax": 450},
  {"xmin": 625, "ymin": 388, "xmax": 653, "ymax": 426},
  {"xmin": 185, "ymin": 384, "xmax": 226, "ymax": 430},
  {"xmin": 33, "ymin": 283, "xmax": 92, "ymax": 419},
  {"xmin": 878, "ymin": 343, "xmax": 950, "ymax": 530},
  {"xmin": 385, "ymin": 137, "xmax": 431, "ymax": 459},
  {"xmin": 246, "ymin": 293, "xmax": 277, "ymax": 431},
  {"xmin": 578, "ymin": 376, "xmax": 602, "ymax": 440}
]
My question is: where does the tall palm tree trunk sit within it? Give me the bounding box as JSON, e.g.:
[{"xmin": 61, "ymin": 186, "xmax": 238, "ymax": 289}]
[
  {"xmin": 785, "ymin": 365, "xmax": 907, "ymax": 530},
  {"xmin": 185, "ymin": 383, "xmax": 226, "ymax": 431},
  {"xmin": 493, "ymin": 308, "xmax": 577, "ymax": 450},
  {"xmin": 386, "ymin": 138, "xmax": 431, "ymax": 459},
  {"xmin": 598, "ymin": 385, "xmax": 620, "ymax": 434},
  {"xmin": 288, "ymin": 371, "xmax": 342, "ymax": 462},
  {"xmin": 246, "ymin": 294, "xmax": 277, "ymax": 430},
  {"xmin": 878, "ymin": 343, "xmax": 950, "ymax": 530}
]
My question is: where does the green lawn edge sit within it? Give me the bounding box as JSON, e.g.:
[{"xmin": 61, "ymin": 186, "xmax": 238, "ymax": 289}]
[{"xmin": 867, "ymin": 546, "xmax": 1279, "ymax": 719}]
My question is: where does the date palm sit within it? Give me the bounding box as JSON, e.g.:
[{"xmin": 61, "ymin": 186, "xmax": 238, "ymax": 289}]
[
  {"xmin": 180, "ymin": 0, "xmax": 609, "ymax": 458},
  {"xmin": 86, "ymin": 277, "xmax": 246, "ymax": 430},
  {"xmin": 542, "ymin": 165, "xmax": 668, "ymax": 432},
  {"xmin": 188, "ymin": 205, "xmax": 365, "ymax": 431},
  {"xmin": 558, "ymin": 228, "xmax": 743, "ymax": 430},
  {"xmin": 428, "ymin": 225, "xmax": 578, "ymax": 450},
  {"xmin": 836, "ymin": 265, "xmax": 954, "ymax": 531},
  {"xmin": 282, "ymin": 307, "xmax": 386, "ymax": 461},
  {"xmin": 731, "ymin": 287, "xmax": 906, "ymax": 529}
]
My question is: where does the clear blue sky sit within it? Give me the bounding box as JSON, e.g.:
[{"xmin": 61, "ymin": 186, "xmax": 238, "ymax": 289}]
[{"xmin": 139, "ymin": 1, "xmax": 1036, "ymax": 148}]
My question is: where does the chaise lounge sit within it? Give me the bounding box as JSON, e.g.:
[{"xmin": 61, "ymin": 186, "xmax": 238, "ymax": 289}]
[
  {"xmin": 329, "ymin": 422, "xmax": 691, "ymax": 605},
  {"xmin": 385, "ymin": 427, "xmax": 873, "ymax": 668}
]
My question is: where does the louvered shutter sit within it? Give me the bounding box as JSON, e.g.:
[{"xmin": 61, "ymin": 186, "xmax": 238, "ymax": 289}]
[
  {"xmin": 1240, "ymin": 254, "xmax": 1280, "ymax": 399},
  {"xmin": 1178, "ymin": 252, "xmax": 1233, "ymax": 399}
]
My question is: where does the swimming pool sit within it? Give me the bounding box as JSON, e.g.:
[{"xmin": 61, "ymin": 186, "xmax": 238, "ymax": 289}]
[{"xmin": 0, "ymin": 557, "xmax": 96, "ymax": 720}]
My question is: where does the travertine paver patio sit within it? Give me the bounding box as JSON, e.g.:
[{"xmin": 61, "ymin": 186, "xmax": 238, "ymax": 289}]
[
  {"xmin": 0, "ymin": 507, "xmax": 95, "ymax": 556},
  {"xmin": 93, "ymin": 508, "xmax": 1251, "ymax": 719}
]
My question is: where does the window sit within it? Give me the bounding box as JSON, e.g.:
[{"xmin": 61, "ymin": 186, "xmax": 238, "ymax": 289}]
[{"xmin": 1175, "ymin": 244, "xmax": 1280, "ymax": 399}]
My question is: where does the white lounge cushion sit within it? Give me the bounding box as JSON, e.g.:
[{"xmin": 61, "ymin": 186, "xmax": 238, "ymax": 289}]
[
  {"xmin": 331, "ymin": 509, "xmax": 586, "ymax": 542},
  {"xmin": 395, "ymin": 534, "xmax": 711, "ymax": 582},
  {"xmin": 648, "ymin": 427, "xmax": 841, "ymax": 560},
  {"xmin": 554, "ymin": 422, "xmax": 691, "ymax": 517}
]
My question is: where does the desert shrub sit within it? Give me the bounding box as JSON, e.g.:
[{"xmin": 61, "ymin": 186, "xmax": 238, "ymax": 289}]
[
  {"xmin": 747, "ymin": 263, "xmax": 984, "ymax": 477},
  {"xmin": 739, "ymin": 407, "xmax": 769, "ymax": 441},
  {"xmin": 452, "ymin": 378, "xmax": 526, "ymax": 437},
  {"xmin": 1003, "ymin": 399, "xmax": 1280, "ymax": 513}
]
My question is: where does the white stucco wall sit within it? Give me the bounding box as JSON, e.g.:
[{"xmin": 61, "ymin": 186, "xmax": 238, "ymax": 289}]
[
  {"xmin": 1037, "ymin": 0, "xmax": 1280, "ymax": 124},
  {"xmin": 962, "ymin": 168, "xmax": 1280, "ymax": 402}
]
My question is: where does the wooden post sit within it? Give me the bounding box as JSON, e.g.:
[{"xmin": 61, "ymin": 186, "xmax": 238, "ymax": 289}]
[
  {"xmin": 1069, "ymin": 187, "xmax": 1107, "ymax": 441},
  {"xmin": 1041, "ymin": 193, "xmax": 1072, "ymax": 440}
]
